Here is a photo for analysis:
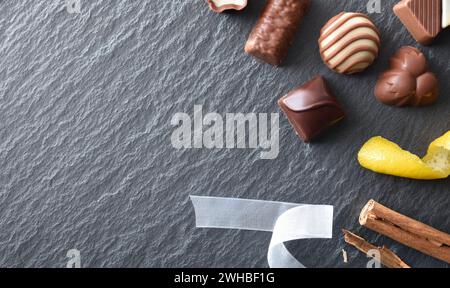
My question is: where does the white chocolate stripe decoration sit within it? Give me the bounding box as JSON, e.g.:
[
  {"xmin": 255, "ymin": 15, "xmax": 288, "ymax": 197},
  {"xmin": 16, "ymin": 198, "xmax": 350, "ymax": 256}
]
[
  {"xmin": 207, "ymin": 0, "xmax": 248, "ymax": 13},
  {"xmin": 319, "ymin": 12, "xmax": 381, "ymax": 74},
  {"xmin": 212, "ymin": 0, "xmax": 246, "ymax": 6},
  {"xmin": 444, "ymin": 0, "xmax": 450, "ymax": 28},
  {"xmin": 190, "ymin": 195, "xmax": 333, "ymax": 268}
]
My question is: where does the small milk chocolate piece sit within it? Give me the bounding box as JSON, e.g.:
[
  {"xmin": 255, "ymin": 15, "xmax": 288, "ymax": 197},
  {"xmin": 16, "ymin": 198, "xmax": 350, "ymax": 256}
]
[
  {"xmin": 206, "ymin": 0, "xmax": 248, "ymax": 13},
  {"xmin": 278, "ymin": 76, "xmax": 345, "ymax": 142},
  {"xmin": 374, "ymin": 46, "xmax": 439, "ymax": 107},
  {"xmin": 394, "ymin": 0, "xmax": 442, "ymax": 45},
  {"xmin": 245, "ymin": 0, "xmax": 311, "ymax": 66}
]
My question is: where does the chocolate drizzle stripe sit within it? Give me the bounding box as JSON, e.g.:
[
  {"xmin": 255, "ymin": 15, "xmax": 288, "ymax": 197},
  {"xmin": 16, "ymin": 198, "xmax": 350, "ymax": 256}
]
[
  {"xmin": 319, "ymin": 13, "xmax": 380, "ymax": 43},
  {"xmin": 325, "ymin": 42, "xmax": 379, "ymax": 69},
  {"xmin": 321, "ymin": 28, "xmax": 380, "ymax": 61},
  {"xmin": 320, "ymin": 18, "xmax": 379, "ymax": 51},
  {"xmin": 337, "ymin": 52, "xmax": 376, "ymax": 73},
  {"xmin": 319, "ymin": 13, "xmax": 343, "ymax": 34},
  {"xmin": 320, "ymin": 22, "xmax": 378, "ymax": 52},
  {"xmin": 320, "ymin": 12, "xmax": 353, "ymax": 40}
]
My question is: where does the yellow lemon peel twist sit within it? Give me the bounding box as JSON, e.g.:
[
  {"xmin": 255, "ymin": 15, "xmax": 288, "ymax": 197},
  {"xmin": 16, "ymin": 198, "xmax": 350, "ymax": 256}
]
[{"xmin": 358, "ymin": 131, "xmax": 450, "ymax": 180}]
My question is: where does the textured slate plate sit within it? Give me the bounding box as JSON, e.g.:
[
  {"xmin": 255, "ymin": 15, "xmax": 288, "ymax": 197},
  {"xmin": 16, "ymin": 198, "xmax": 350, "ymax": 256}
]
[{"xmin": 0, "ymin": 0, "xmax": 448, "ymax": 267}]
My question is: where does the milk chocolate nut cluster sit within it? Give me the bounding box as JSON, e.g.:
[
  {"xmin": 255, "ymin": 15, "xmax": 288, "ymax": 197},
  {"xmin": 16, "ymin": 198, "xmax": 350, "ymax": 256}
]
[
  {"xmin": 245, "ymin": 0, "xmax": 311, "ymax": 66},
  {"xmin": 374, "ymin": 46, "xmax": 439, "ymax": 107}
]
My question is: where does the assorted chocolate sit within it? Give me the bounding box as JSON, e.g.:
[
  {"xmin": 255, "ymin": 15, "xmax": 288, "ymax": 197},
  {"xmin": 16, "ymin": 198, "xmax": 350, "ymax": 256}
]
[
  {"xmin": 206, "ymin": 0, "xmax": 248, "ymax": 13},
  {"xmin": 278, "ymin": 76, "xmax": 345, "ymax": 142},
  {"xmin": 319, "ymin": 12, "xmax": 381, "ymax": 74},
  {"xmin": 201, "ymin": 1, "xmax": 450, "ymax": 267},
  {"xmin": 375, "ymin": 46, "xmax": 439, "ymax": 107},
  {"xmin": 202, "ymin": 1, "xmax": 447, "ymax": 140},
  {"xmin": 245, "ymin": 0, "xmax": 311, "ymax": 66},
  {"xmin": 394, "ymin": 0, "xmax": 449, "ymax": 45}
]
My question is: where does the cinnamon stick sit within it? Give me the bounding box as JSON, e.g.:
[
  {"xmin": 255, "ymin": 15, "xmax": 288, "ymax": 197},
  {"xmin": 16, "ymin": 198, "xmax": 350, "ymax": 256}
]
[
  {"xmin": 359, "ymin": 200, "xmax": 450, "ymax": 264},
  {"xmin": 342, "ymin": 229, "xmax": 410, "ymax": 268}
]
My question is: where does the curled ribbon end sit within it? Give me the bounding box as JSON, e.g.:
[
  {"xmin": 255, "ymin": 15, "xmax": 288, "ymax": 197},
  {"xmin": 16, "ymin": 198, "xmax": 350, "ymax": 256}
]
[{"xmin": 190, "ymin": 195, "xmax": 334, "ymax": 268}]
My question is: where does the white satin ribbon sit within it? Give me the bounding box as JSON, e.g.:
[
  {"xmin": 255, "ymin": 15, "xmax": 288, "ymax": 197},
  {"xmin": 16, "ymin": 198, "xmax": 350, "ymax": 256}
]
[{"xmin": 190, "ymin": 195, "xmax": 334, "ymax": 268}]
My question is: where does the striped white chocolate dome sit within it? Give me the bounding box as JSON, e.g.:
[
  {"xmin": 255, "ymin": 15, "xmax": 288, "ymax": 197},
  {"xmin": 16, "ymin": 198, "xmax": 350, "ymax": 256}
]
[{"xmin": 319, "ymin": 12, "xmax": 381, "ymax": 74}]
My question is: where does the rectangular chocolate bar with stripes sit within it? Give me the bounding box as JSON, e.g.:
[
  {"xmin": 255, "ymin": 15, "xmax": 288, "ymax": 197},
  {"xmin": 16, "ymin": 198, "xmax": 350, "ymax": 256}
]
[{"xmin": 394, "ymin": 0, "xmax": 444, "ymax": 45}]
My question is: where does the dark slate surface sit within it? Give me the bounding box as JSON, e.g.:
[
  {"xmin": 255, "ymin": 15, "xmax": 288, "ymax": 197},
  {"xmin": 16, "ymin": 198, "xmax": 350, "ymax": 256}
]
[{"xmin": 0, "ymin": 0, "xmax": 448, "ymax": 268}]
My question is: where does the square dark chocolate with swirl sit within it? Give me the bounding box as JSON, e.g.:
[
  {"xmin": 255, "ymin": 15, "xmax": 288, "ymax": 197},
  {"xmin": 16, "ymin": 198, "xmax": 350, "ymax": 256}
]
[{"xmin": 278, "ymin": 76, "xmax": 345, "ymax": 142}]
